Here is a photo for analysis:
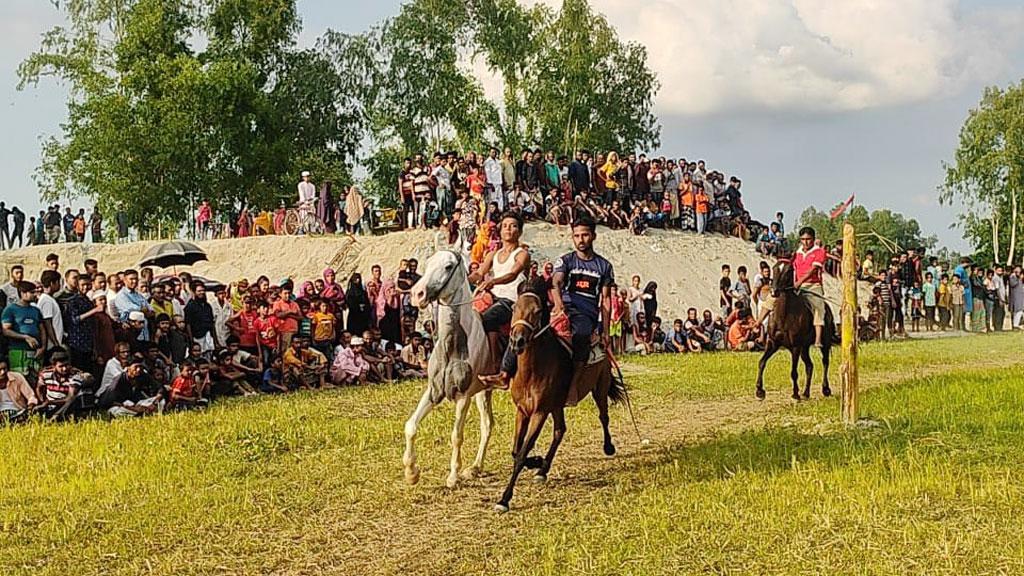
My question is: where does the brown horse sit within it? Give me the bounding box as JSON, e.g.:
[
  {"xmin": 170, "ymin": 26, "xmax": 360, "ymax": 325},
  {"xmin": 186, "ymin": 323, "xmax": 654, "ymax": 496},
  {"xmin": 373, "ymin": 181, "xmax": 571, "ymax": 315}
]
[
  {"xmin": 494, "ymin": 279, "xmax": 624, "ymax": 513},
  {"xmin": 755, "ymin": 260, "xmax": 834, "ymax": 400}
]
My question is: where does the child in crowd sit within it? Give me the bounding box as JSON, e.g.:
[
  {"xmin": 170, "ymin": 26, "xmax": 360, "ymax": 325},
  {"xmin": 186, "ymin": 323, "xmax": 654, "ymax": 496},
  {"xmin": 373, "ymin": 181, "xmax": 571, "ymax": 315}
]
[{"xmin": 909, "ymin": 281, "xmax": 923, "ymax": 333}]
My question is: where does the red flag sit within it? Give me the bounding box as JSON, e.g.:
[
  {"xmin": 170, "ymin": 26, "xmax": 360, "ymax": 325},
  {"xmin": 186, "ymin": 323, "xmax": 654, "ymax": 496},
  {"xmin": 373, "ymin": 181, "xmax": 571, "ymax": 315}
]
[{"xmin": 830, "ymin": 194, "xmax": 855, "ymax": 220}]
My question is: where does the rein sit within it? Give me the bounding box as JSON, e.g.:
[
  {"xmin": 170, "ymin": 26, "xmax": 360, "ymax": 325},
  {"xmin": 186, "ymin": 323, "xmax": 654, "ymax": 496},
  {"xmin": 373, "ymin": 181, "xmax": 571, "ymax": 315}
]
[{"xmin": 434, "ymin": 251, "xmax": 475, "ymax": 308}]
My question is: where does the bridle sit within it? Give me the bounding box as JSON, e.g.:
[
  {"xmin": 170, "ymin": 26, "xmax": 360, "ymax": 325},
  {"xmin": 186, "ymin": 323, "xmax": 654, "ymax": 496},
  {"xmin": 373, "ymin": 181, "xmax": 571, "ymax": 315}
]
[
  {"xmin": 432, "ymin": 250, "xmax": 473, "ymax": 308},
  {"xmin": 510, "ymin": 292, "xmax": 552, "ymax": 341}
]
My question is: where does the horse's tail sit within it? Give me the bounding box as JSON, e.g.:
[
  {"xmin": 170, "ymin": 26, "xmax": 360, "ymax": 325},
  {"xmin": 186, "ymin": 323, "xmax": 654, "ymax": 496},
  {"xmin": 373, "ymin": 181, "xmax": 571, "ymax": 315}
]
[{"xmin": 606, "ymin": 351, "xmax": 644, "ymax": 443}]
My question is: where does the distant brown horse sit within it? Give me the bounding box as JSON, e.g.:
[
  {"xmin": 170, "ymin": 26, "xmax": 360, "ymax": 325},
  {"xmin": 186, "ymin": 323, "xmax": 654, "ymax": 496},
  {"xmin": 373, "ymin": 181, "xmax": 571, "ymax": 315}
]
[
  {"xmin": 494, "ymin": 279, "xmax": 624, "ymax": 513},
  {"xmin": 756, "ymin": 260, "xmax": 834, "ymax": 400}
]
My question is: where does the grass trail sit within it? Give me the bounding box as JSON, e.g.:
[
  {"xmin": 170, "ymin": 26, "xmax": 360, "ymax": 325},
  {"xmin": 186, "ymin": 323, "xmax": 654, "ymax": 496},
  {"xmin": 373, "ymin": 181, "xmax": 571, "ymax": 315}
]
[{"xmin": 1, "ymin": 333, "xmax": 1022, "ymax": 575}]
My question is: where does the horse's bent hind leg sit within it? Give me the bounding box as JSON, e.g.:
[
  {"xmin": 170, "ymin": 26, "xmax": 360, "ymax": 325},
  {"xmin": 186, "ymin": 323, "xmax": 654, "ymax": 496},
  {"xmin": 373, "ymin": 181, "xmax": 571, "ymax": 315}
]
[
  {"xmin": 756, "ymin": 342, "xmax": 779, "ymax": 399},
  {"xmin": 535, "ymin": 407, "xmax": 566, "ymax": 483},
  {"xmin": 800, "ymin": 347, "xmax": 813, "ymax": 399},
  {"xmin": 790, "ymin": 349, "xmax": 801, "ymax": 400},
  {"xmin": 446, "ymin": 395, "xmax": 473, "ymax": 488},
  {"xmin": 496, "ymin": 411, "xmax": 548, "ymax": 513},
  {"xmin": 461, "ymin": 390, "xmax": 493, "ymax": 480},
  {"xmin": 403, "ymin": 386, "xmax": 436, "ymax": 485}
]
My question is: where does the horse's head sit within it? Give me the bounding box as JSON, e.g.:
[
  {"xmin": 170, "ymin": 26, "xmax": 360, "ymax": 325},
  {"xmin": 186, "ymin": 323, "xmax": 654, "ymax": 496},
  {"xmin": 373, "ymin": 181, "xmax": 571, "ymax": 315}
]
[
  {"xmin": 773, "ymin": 258, "xmax": 795, "ymax": 297},
  {"xmin": 410, "ymin": 250, "xmax": 466, "ymax": 308},
  {"xmin": 509, "ymin": 278, "xmax": 550, "ymax": 354}
]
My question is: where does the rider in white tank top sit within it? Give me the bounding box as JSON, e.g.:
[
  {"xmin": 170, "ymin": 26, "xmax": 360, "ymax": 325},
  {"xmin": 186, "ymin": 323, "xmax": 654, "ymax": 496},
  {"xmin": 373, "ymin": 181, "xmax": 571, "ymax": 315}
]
[{"xmin": 490, "ymin": 246, "xmax": 526, "ymax": 302}]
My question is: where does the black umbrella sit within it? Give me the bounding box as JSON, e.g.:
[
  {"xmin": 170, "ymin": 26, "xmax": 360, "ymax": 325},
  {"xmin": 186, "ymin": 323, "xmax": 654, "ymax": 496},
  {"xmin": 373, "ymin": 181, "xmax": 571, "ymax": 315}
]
[{"xmin": 139, "ymin": 241, "xmax": 208, "ymax": 268}]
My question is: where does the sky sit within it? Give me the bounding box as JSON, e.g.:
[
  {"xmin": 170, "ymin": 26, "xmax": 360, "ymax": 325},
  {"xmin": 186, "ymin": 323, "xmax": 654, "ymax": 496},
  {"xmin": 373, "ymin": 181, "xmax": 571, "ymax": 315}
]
[{"xmin": 3, "ymin": 0, "xmax": 1024, "ymax": 251}]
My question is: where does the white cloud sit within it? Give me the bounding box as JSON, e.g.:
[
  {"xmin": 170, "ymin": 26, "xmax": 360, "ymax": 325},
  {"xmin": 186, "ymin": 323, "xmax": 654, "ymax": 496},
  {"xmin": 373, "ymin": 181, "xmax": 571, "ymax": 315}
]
[{"xmin": 526, "ymin": 0, "xmax": 1024, "ymax": 115}]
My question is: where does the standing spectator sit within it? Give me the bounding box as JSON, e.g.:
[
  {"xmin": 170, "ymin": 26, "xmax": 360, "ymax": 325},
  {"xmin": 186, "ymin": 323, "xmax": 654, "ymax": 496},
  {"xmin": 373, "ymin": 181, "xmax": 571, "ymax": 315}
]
[
  {"xmin": 1006, "ymin": 266, "xmax": 1023, "ymax": 331},
  {"xmin": 484, "ymin": 147, "xmax": 505, "ymax": 210},
  {"xmin": 184, "ymin": 282, "xmax": 218, "ymax": 352},
  {"xmin": 991, "ymin": 266, "xmax": 1007, "ymax": 331},
  {"xmin": 45, "ymin": 206, "xmax": 62, "ymax": 244},
  {"xmin": 272, "ymin": 283, "xmax": 301, "ymax": 350},
  {"xmin": 950, "ymin": 275, "xmax": 965, "ymax": 331},
  {"xmin": 936, "ymin": 274, "xmax": 951, "ymax": 330},
  {"xmin": 37, "ymin": 270, "xmax": 64, "ymax": 351},
  {"xmin": 411, "ymin": 157, "xmax": 432, "ymax": 229},
  {"xmin": 116, "ymin": 210, "xmax": 129, "ymax": 243},
  {"xmin": 65, "ymin": 274, "xmax": 102, "ymax": 372},
  {"xmin": 731, "ymin": 266, "xmax": 752, "ymax": 310},
  {"xmin": 922, "ymin": 272, "xmax": 937, "ymax": 330},
  {"xmin": 641, "ymin": 282, "xmax": 658, "ymax": 329},
  {"xmin": 2, "ymin": 265, "xmax": 23, "ymax": 303},
  {"xmin": 196, "ymin": 200, "xmax": 213, "ymax": 240},
  {"xmin": 2, "ymin": 282, "xmax": 46, "ymax": 375},
  {"xmin": 11, "ymin": 207, "xmax": 25, "ymax": 248},
  {"xmin": 113, "ymin": 269, "xmax": 151, "ymax": 339},
  {"xmin": 970, "ymin": 266, "xmax": 987, "ymax": 332},
  {"xmin": 74, "ymin": 209, "xmax": 87, "ymax": 242},
  {"xmin": 0, "ymin": 202, "xmax": 9, "ymax": 250},
  {"xmin": 568, "ymin": 150, "xmax": 591, "ymax": 194},
  {"xmin": 89, "ymin": 208, "xmax": 103, "ymax": 243},
  {"xmin": 62, "ymin": 207, "xmax": 76, "ymax": 242},
  {"xmin": 719, "ymin": 264, "xmax": 733, "ymax": 316}
]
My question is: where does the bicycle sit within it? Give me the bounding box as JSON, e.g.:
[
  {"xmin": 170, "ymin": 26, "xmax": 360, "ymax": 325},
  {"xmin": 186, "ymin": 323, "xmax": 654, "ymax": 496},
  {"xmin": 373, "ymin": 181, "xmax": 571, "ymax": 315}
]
[{"xmin": 283, "ymin": 200, "xmax": 325, "ymax": 236}]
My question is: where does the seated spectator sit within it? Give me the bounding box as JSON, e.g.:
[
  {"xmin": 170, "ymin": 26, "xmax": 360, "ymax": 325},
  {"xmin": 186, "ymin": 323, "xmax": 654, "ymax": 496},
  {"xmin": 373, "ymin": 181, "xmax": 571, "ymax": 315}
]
[
  {"xmin": 105, "ymin": 362, "xmax": 164, "ymax": 418},
  {"xmin": 727, "ymin": 308, "xmax": 762, "ymax": 351},
  {"xmin": 631, "ymin": 312, "xmax": 653, "ymax": 354},
  {"xmin": 212, "ymin": 349, "xmax": 258, "ymax": 397},
  {"xmin": 663, "ymin": 319, "xmax": 689, "ymax": 353},
  {"xmin": 168, "ymin": 361, "xmax": 208, "ymax": 410},
  {"xmin": 36, "ymin": 351, "xmax": 92, "ymax": 420},
  {"xmin": 331, "ymin": 336, "xmax": 370, "ymax": 385},
  {"xmin": 399, "ymin": 332, "xmax": 428, "ymax": 378},
  {"xmin": 0, "ymin": 359, "xmax": 39, "ymax": 422},
  {"xmin": 650, "ymin": 316, "xmax": 666, "ymax": 352},
  {"xmin": 683, "ymin": 308, "xmax": 709, "ymax": 352},
  {"xmin": 260, "ymin": 356, "xmax": 290, "ymax": 393},
  {"xmin": 282, "ymin": 336, "xmax": 328, "ymax": 389},
  {"xmin": 699, "ymin": 310, "xmax": 725, "ymax": 350}
]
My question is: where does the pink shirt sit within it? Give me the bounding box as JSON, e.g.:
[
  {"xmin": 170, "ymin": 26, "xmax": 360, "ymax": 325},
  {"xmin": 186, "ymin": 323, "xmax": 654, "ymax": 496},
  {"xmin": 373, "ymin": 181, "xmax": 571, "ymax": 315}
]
[
  {"xmin": 331, "ymin": 346, "xmax": 368, "ymax": 381},
  {"xmin": 793, "ymin": 245, "xmax": 826, "ymax": 286}
]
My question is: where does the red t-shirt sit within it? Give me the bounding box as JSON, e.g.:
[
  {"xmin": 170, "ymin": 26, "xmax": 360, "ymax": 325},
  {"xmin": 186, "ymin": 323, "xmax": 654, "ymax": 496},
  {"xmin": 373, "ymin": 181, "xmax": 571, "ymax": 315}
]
[
  {"xmin": 254, "ymin": 316, "xmax": 281, "ymax": 349},
  {"xmin": 793, "ymin": 246, "xmax": 826, "ymax": 286},
  {"xmin": 171, "ymin": 375, "xmax": 195, "ymax": 398},
  {"xmin": 271, "ymin": 300, "xmax": 300, "ymax": 334},
  {"xmin": 237, "ymin": 310, "xmax": 259, "ymax": 348}
]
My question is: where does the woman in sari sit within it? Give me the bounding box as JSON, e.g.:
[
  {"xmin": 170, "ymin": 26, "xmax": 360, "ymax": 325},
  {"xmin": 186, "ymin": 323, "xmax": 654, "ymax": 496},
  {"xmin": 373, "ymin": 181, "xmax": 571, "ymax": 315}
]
[
  {"xmin": 236, "ymin": 208, "xmax": 252, "ymax": 238},
  {"xmin": 679, "ymin": 173, "xmax": 696, "ymax": 231},
  {"xmin": 345, "ymin": 186, "xmax": 366, "ymax": 235},
  {"xmin": 345, "ymin": 273, "xmax": 372, "ymax": 335},
  {"xmin": 376, "ymin": 279, "xmax": 403, "ymax": 345}
]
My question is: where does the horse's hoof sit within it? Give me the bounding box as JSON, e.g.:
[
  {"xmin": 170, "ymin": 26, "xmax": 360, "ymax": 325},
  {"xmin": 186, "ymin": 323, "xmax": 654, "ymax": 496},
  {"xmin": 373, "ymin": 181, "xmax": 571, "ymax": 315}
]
[
  {"xmin": 822, "ymin": 387, "xmax": 832, "ymax": 397},
  {"xmin": 459, "ymin": 465, "xmax": 481, "ymax": 480},
  {"xmin": 791, "ymin": 394, "xmax": 801, "ymax": 401},
  {"xmin": 756, "ymin": 388, "xmax": 766, "ymax": 400},
  {"xmin": 533, "ymin": 473, "xmax": 547, "ymax": 484},
  {"xmin": 445, "ymin": 475, "xmax": 459, "ymax": 489},
  {"xmin": 494, "ymin": 503, "xmax": 510, "ymax": 514},
  {"xmin": 404, "ymin": 466, "xmax": 421, "ymax": 485},
  {"xmin": 604, "ymin": 443, "xmax": 616, "ymax": 456},
  {"xmin": 802, "ymin": 392, "xmax": 810, "ymax": 399},
  {"xmin": 523, "ymin": 456, "xmax": 545, "ymax": 470}
]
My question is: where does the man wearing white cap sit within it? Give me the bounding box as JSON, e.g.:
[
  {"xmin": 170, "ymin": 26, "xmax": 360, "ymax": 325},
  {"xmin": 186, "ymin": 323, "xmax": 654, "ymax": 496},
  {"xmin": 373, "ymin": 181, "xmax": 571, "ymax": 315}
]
[
  {"xmin": 298, "ymin": 171, "xmax": 316, "ymax": 209},
  {"xmin": 330, "ymin": 335, "xmax": 369, "ymax": 385}
]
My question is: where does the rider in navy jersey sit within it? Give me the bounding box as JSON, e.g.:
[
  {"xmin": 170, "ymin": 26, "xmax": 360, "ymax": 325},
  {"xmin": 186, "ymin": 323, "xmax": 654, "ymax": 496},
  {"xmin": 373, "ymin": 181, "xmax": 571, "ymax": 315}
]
[{"xmin": 481, "ymin": 215, "xmax": 613, "ymax": 390}]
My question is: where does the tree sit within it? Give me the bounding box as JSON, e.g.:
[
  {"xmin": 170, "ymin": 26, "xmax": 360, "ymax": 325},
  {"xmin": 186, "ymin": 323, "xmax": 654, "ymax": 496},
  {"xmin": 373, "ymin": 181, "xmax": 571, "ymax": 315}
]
[
  {"xmin": 940, "ymin": 81, "xmax": 1024, "ymax": 265},
  {"xmin": 793, "ymin": 204, "xmax": 937, "ymax": 260},
  {"xmin": 18, "ymin": 0, "xmax": 369, "ymax": 231}
]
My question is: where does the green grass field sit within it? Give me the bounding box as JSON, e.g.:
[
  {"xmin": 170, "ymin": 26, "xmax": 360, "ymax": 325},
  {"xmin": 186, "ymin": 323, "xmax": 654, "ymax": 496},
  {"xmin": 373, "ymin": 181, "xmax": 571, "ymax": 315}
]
[{"xmin": 2, "ymin": 334, "xmax": 1023, "ymax": 575}]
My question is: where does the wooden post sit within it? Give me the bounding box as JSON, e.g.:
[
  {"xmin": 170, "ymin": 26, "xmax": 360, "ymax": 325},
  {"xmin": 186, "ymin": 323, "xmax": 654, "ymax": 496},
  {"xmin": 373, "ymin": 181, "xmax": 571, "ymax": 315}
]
[{"xmin": 840, "ymin": 223, "xmax": 859, "ymax": 424}]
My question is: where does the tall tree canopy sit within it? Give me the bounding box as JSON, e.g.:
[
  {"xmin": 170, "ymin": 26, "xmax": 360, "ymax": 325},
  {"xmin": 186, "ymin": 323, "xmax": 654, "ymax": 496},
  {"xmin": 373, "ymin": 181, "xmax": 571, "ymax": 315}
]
[
  {"xmin": 19, "ymin": 0, "xmax": 366, "ymax": 229},
  {"xmin": 20, "ymin": 0, "xmax": 661, "ymax": 219},
  {"xmin": 940, "ymin": 81, "xmax": 1024, "ymax": 265}
]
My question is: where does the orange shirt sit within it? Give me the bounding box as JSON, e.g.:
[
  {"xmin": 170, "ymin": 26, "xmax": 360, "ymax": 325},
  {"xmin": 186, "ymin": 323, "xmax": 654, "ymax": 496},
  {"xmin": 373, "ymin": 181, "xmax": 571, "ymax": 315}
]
[{"xmin": 695, "ymin": 191, "xmax": 710, "ymax": 214}]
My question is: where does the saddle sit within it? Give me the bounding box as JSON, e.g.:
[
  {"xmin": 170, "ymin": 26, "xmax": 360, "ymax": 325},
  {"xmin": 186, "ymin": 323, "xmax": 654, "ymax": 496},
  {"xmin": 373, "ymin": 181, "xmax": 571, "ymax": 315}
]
[{"xmin": 550, "ymin": 311, "xmax": 606, "ymax": 366}]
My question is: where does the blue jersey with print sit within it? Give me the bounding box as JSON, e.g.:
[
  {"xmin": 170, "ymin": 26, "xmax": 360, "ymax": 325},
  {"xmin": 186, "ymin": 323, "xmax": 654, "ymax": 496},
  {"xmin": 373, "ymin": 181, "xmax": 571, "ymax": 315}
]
[
  {"xmin": 1, "ymin": 302, "xmax": 43, "ymax": 349},
  {"xmin": 553, "ymin": 251, "xmax": 614, "ymax": 321}
]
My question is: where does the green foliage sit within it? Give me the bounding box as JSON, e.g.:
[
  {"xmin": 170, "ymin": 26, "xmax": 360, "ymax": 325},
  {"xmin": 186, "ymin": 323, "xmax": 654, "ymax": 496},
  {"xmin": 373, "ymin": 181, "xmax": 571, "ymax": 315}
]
[
  {"xmin": 793, "ymin": 203, "xmax": 937, "ymax": 260},
  {"xmin": 940, "ymin": 81, "xmax": 1024, "ymax": 265},
  {"xmin": 19, "ymin": 0, "xmax": 366, "ymax": 230}
]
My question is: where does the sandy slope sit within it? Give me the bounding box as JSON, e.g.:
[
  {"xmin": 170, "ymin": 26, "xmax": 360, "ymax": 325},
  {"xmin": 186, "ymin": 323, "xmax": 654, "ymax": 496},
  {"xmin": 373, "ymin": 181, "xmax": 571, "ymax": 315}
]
[{"xmin": 0, "ymin": 225, "xmax": 853, "ymax": 321}]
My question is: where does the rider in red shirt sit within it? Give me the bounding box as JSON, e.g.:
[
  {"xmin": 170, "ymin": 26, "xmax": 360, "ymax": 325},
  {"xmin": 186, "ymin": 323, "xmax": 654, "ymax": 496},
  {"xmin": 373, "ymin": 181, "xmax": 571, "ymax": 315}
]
[{"xmin": 793, "ymin": 226, "xmax": 827, "ymax": 347}]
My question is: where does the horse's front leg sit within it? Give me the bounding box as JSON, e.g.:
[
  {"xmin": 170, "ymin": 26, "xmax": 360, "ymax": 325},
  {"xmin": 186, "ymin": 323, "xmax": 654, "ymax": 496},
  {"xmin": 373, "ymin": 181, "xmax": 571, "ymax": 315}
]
[
  {"xmin": 756, "ymin": 341, "xmax": 778, "ymax": 399},
  {"xmin": 495, "ymin": 411, "xmax": 548, "ymax": 513},
  {"xmin": 462, "ymin": 390, "xmax": 493, "ymax": 480},
  {"xmin": 800, "ymin": 347, "xmax": 813, "ymax": 399},
  {"xmin": 446, "ymin": 395, "xmax": 473, "ymax": 488},
  {"xmin": 790, "ymin": 348, "xmax": 801, "ymax": 400},
  {"xmin": 535, "ymin": 407, "xmax": 566, "ymax": 483},
  {"xmin": 403, "ymin": 386, "xmax": 436, "ymax": 485}
]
